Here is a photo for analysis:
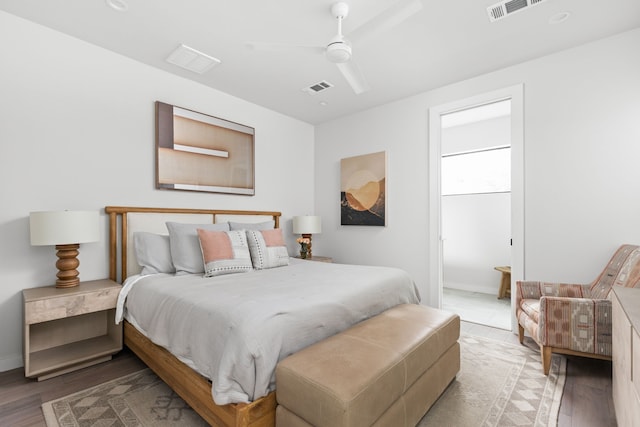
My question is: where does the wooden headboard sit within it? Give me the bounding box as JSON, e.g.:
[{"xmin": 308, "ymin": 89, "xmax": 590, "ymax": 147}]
[{"xmin": 105, "ymin": 206, "xmax": 281, "ymax": 283}]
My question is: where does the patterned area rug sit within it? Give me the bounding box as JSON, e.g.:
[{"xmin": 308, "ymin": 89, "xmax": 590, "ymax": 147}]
[
  {"xmin": 42, "ymin": 334, "xmax": 565, "ymax": 427},
  {"xmin": 419, "ymin": 334, "xmax": 566, "ymax": 427},
  {"xmin": 42, "ymin": 369, "xmax": 208, "ymax": 427}
]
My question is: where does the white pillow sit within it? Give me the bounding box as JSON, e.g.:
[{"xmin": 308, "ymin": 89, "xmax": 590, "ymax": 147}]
[
  {"xmin": 166, "ymin": 222, "xmax": 230, "ymax": 274},
  {"xmin": 246, "ymin": 229, "xmax": 289, "ymax": 270},
  {"xmin": 133, "ymin": 232, "xmax": 175, "ymax": 275}
]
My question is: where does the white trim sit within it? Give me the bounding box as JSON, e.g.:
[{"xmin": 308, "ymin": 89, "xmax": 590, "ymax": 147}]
[
  {"xmin": 428, "ymin": 105, "xmax": 443, "ymax": 310},
  {"xmin": 444, "ymin": 283, "xmax": 498, "ymax": 295},
  {"xmin": 173, "ymin": 106, "xmax": 254, "ymax": 135},
  {"xmin": 172, "ymin": 183, "xmax": 254, "ymax": 195},
  {"xmin": 428, "ymin": 84, "xmax": 524, "ymax": 332}
]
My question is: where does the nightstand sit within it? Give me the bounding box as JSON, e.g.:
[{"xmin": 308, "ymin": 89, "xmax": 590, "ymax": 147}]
[
  {"xmin": 23, "ymin": 279, "xmax": 123, "ymax": 381},
  {"xmin": 297, "ymin": 256, "xmax": 333, "ymax": 263}
]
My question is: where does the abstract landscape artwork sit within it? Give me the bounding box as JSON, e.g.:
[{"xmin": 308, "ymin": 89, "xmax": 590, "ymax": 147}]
[{"xmin": 340, "ymin": 151, "xmax": 386, "ymax": 226}]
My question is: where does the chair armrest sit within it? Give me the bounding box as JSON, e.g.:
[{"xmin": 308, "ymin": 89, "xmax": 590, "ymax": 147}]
[
  {"xmin": 539, "ymin": 296, "xmax": 611, "ymax": 311},
  {"xmin": 538, "ymin": 297, "xmax": 612, "ymax": 352}
]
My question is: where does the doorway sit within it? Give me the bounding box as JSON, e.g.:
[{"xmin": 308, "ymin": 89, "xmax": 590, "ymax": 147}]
[
  {"xmin": 428, "ymin": 85, "xmax": 524, "ymax": 332},
  {"xmin": 440, "ymin": 100, "xmax": 511, "ymax": 329}
]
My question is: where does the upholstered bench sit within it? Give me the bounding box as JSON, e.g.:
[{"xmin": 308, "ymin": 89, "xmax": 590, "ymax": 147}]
[{"xmin": 275, "ymin": 304, "xmax": 460, "ymax": 427}]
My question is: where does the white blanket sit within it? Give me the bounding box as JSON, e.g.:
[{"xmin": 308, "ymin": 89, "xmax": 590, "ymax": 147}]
[{"xmin": 116, "ymin": 258, "xmax": 420, "ymax": 405}]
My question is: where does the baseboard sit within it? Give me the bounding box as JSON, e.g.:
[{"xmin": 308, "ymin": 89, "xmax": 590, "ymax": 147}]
[{"xmin": 444, "ymin": 283, "xmax": 497, "ymax": 295}]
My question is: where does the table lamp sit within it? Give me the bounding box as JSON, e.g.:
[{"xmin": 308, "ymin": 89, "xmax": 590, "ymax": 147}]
[
  {"xmin": 29, "ymin": 210, "xmax": 100, "ymax": 288},
  {"xmin": 292, "ymin": 215, "xmax": 322, "ymax": 258}
]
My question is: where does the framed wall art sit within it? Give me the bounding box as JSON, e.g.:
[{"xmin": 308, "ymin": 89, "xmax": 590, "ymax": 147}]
[
  {"xmin": 155, "ymin": 101, "xmax": 255, "ymax": 195},
  {"xmin": 340, "ymin": 151, "xmax": 386, "ymax": 226}
]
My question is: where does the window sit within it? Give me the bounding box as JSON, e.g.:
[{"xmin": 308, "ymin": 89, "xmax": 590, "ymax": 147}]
[{"xmin": 441, "ymin": 146, "xmax": 510, "ymax": 195}]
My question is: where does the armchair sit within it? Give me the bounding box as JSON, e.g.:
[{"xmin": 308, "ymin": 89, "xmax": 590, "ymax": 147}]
[{"xmin": 516, "ymin": 244, "xmax": 640, "ymax": 374}]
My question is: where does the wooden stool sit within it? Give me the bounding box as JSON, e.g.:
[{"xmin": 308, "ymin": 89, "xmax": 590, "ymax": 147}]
[{"xmin": 495, "ymin": 266, "xmax": 511, "ymax": 299}]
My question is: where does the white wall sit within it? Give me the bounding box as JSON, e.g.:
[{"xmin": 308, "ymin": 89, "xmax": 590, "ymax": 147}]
[
  {"xmin": 0, "ymin": 12, "xmax": 314, "ymax": 371},
  {"xmin": 315, "ymin": 27, "xmax": 640, "ymax": 307},
  {"xmin": 442, "ymin": 193, "xmax": 511, "ymax": 294}
]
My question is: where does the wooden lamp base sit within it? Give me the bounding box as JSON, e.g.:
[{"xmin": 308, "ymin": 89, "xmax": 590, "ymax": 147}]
[
  {"xmin": 301, "ymin": 233, "xmax": 313, "ymax": 258},
  {"xmin": 55, "ymin": 244, "xmax": 80, "ymax": 288}
]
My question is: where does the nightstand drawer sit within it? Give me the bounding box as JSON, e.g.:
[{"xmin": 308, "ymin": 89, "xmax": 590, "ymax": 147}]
[{"xmin": 25, "ymin": 286, "xmax": 119, "ymax": 324}]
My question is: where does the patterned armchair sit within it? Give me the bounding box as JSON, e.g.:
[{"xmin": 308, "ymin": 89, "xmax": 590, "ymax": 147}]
[{"xmin": 516, "ymin": 244, "xmax": 640, "ymax": 374}]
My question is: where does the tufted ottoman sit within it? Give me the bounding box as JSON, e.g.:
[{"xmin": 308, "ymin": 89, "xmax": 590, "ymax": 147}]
[{"xmin": 275, "ymin": 304, "xmax": 460, "ymax": 427}]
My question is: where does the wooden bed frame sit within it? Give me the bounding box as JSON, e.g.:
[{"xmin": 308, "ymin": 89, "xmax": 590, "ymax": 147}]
[{"xmin": 105, "ymin": 206, "xmax": 281, "ymax": 427}]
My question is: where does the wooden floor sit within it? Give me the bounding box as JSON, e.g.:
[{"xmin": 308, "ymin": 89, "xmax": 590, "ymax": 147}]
[
  {"xmin": 0, "ymin": 322, "xmax": 617, "ymax": 427},
  {"xmin": 0, "ymin": 349, "xmax": 147, "ymax": 427}
]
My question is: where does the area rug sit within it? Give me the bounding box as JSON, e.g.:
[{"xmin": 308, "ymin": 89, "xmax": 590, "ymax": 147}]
[
  {"xmin": 42, "ymin": 369, "xmax": 208, "ymax": 427},
  {"xmin": 42, "ymin": 334, "xmax": 565, "ymax": 427},
  {"xmin": 419, "ymin": 334, "xmax": 566, "ymax": 426}
]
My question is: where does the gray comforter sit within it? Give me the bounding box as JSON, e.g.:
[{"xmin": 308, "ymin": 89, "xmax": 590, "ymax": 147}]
[{"xmin": 116, "ymin": 258, "xmax": 420, "ymax": 405}]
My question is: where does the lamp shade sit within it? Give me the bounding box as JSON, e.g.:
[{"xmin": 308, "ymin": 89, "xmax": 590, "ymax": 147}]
[
  {"xmin": 292, "ymin": 215, "xmax": 322, "ymax": 234},
  {"xmin": 30, "ymin": 210, "xmax": 100, "ymax": 246}
]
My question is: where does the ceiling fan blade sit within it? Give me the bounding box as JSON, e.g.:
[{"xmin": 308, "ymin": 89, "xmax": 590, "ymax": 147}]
[
  {"xmin": 336, "ymin": 60, "xmax": 371, "ymax": 95},
  {"xmin": 245, "ymin": 42, "xmax": 324, "ymax": 55},
  {"xmin": 348, "ymin": 0, "xmax": 423, "ymax": 46}
]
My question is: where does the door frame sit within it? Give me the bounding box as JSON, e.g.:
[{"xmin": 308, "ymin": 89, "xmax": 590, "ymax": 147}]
[{"xmin": 428, "ymin": 84, "xmax": 524, "ymax": 332}]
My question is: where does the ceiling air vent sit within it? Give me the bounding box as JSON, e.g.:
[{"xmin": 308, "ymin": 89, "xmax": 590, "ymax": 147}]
[
  {"xmin": 166, "ymin": 44, "xmax": 221, "ymax": 74},
  {"xmin": 302, "ymin": 80, "xmax": 334, "ymax": 95},
  {"xmin": 487, "ymin": 0, "xmax": 549, "ymax": 22}
]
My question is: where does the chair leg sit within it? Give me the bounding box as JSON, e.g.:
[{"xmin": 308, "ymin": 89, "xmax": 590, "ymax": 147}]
[
  {"xmin": 541, "ymin": 345, "xmax": 552, "ymax": 375},
  {"xmin": 518, "ymin": 324, "xmax": 524, "ymax": 344}
]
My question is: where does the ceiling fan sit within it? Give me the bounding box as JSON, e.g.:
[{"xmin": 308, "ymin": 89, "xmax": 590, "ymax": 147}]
[{"xmin": 246, "ymin": 0, "xmax": 423, "ymax": 95}]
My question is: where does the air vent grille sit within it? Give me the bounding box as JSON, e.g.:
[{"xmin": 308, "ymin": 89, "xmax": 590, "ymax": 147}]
[
  {"xmin": 302, "ymin": 80, "xmax": 334, "ymax": 95},
  {"xmin": 505, "ymin": 0, "xmax": 527, "ymax": 14},
  {"xmin": 166, "ymin": 44, "xmax": 221, "ymax": 74},
  {"xmin": 487, "ymin": 0, "xmax": 549, "ymax": 22},
  {"xmin": 489, "ymin": 6, "xmax": 505, "ymax": 20}
]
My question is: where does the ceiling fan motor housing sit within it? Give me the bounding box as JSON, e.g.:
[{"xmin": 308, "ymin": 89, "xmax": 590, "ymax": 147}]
[
  {"xmin": 326, "ymin": 40, "xmax": 352, "ymax": 63},
  {"xmin": 331, "ymin": 2, "xmax": 349, "ymax": 19}
]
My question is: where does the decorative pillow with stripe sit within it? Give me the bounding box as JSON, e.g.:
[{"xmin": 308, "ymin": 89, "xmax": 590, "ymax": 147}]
[
  {"xmin": 246, "ymin": 229, "xmax": 289, "ymax": 270},
  {"xmin": 197, "ymin": 229, "xmax": 252, "ymax": 277}
]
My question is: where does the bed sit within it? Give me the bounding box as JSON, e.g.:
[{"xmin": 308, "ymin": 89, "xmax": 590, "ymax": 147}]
[{"xmin": 105, "ymin": 206, "xmax": 420, "ymax": 427}]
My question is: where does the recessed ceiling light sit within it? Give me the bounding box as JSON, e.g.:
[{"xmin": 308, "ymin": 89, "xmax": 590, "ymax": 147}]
[{"xmin": 549, "ymin": 11, "xmax": 570, "ymax": 24}]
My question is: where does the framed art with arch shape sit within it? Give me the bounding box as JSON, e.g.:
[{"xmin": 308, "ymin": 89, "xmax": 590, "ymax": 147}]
[{"xmin": 340, "ymin": 151, "xmax": 386, "ymax": 226}]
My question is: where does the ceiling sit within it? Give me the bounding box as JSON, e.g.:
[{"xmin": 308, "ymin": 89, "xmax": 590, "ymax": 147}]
[{"xmin": 1, "ymin": 0, "xmax": 639, "ymax": 125}]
